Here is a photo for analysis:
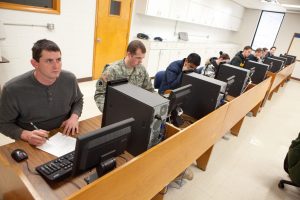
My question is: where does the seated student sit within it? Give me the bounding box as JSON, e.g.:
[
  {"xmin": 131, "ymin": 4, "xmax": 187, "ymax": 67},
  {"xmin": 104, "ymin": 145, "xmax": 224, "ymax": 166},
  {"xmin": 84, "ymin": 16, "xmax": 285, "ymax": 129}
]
[
  {"xmin": 262, "ymin": 47, "xmax": 268, "ymax": 61},
  {"xmin": 202, "ymin": 51, "xmax": 230, "ymax": 78},
  {"xmin": 0, "ymin": 39, "xmax": 83, "ymax": 146},
  {"xmin": 265, "ymin": 46, "xmax": 276, "ymax": 58},
  {"xmin": 159, "ymin": 53, "xmax": 201, "ymax": 94},
  {"xmin": 230, "ymin": 46, "xmax": 252, "ymax": 67},
  {"xmin": 248, "ymin": 48, "xmax": 263, "ymax": 63},
  {"xmin": 94, "ymin": 40, "xmax": 154, "ymax": 112}
]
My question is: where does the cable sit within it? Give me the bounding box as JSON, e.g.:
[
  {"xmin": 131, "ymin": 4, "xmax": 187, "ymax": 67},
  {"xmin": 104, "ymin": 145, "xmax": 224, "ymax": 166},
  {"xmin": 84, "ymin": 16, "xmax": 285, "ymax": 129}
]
[
  {"xmin": 118, "ymin": 155, "xmax": 128, "ymax": 162},
  {"xmin": 25, "ymin": 160, "xmax": 40, "ymax": 175}
]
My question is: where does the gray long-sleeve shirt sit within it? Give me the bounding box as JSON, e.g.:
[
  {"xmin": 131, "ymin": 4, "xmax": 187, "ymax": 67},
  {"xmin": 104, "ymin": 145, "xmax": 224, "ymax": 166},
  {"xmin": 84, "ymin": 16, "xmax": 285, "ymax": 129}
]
[{"xmin": 0, "ymin": 70, "xmax": 83, "ymax": 139}]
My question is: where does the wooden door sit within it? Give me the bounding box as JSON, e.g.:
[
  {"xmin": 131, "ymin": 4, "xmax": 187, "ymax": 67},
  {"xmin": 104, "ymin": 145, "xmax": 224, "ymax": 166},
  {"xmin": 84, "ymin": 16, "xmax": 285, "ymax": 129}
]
[{"xmin": 92, "ymin": 0, "xmax": 133, "ymax": 80}]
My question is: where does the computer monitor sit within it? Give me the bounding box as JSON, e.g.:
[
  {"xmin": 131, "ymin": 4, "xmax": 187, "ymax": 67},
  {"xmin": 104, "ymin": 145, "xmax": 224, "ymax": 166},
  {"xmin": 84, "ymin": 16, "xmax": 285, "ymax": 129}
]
[
  {"xmin": 263, "ymin": 57, "xmax": 284, "ymax": 73},
  {"xmin": 72, "ymin": 118, "xmax": 134, "ymax": 184},
  {"xmin": 280, "ymin": 54, "xmax": 295, "ymax": 65},
  {"xmin": 224, "ymin": 75, "xmax": 235, "ymax": 99},
  {"xmin": 215, "ymin": 63, "xmax": 250, "ymax": 97},
  {"xmin": 244, "ymin": 60, "xmax": 269, "ymax": 84},
  {"xmin": 284, "ymin": 54, "xmax": 296, "ymax": 63},
  {"xmin": 181, "ymin": 72, "xmax": 227, "ymax": 119},
  {"xmin": 272, "ymin": 56, "xmax": 287, "ymax": 67},
  {"xmin": 167, "ymin": 84, "xmax": 192, "ymax": 126}
]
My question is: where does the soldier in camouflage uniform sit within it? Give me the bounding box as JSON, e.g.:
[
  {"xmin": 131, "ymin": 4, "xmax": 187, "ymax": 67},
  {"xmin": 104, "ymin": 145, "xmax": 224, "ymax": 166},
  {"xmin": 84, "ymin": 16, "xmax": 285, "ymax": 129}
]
[{"xmin": 94, "ymin": 40, "xmax": 154, "ymax": 112}]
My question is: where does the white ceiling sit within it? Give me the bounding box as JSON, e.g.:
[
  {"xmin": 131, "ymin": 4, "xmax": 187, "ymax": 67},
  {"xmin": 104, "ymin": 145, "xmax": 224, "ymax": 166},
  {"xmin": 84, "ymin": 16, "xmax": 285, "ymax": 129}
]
[{"xmin": 232, "ymin": 0, "xmax": 300, "ymax": 13}]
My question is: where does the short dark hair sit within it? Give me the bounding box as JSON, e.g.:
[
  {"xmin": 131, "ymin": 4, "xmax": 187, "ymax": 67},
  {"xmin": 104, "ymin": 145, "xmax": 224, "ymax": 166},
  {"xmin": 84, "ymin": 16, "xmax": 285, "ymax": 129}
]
[
  {"xmin": 186, "ymin": 53, "xmax": 201, "ymax": 66},
  {"xmin": 127, "ymin": 40, "xmax": 146, "ymax": 55},
  {"xmin": 255, "ymin": 48, "xmax": 263, "ymax": 53},
  {"xmin": 219, "ymin": 53, "xmax": 230, "ymax": 60},
  {"xmin": 32, "ymin": 39, "xmax": 61, "ymax": 62},
  {"xmin": 263, "ymin": 47, "xmax": 268, "ymax": 51},
  {"xmin": 243, "ymin": 46, "xmax": 252, "ymax": 51},
  {"xmin": 270, "ymin": 46, "xmax": 276, "ymax": 50}
]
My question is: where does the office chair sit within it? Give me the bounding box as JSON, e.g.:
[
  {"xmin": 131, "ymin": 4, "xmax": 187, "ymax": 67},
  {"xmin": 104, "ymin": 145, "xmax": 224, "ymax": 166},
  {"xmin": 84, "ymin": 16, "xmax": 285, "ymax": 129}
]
[
  {"xmin": 278, "ymin": 154, "xmax": 300, "ymax": 189},
  {"xmin": 154, "ymin": 71, "xmax": 165, "ymax": 89}
]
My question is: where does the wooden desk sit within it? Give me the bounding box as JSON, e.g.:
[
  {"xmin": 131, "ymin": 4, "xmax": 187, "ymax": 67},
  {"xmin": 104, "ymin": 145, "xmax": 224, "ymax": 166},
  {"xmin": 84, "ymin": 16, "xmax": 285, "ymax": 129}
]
[
  {"xmin": 222, "ymin": 77, "xmax": 272, "ymax": 136},
  {"xmin": 0, "ymin": 116, "xmax": 129, "ymax": 200},
  {"xmin": 266, "ymin": 63, "xmax": 295, "ymax": 100},
  {"xmin": 0, "ymin": 74, "xmax": 286, "ymax": 200}
]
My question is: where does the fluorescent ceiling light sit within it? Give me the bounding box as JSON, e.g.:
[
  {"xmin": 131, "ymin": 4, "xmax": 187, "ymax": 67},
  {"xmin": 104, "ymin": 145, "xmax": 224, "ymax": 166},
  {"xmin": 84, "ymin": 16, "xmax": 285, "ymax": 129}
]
[{"xmin": 281, "ymin": 4, "xmax": 300, "ymax": 9}]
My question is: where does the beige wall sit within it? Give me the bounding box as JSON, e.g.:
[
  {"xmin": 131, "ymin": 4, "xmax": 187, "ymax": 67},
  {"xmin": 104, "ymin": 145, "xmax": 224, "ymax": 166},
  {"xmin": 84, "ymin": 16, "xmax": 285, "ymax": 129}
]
[
  {"xmin": 231, "ymin": 8, "xmax": 261, "ymax": 49},
  {"xmin": 0, "ymin": 1, "xmax": 96, "ymax": 86},
  {"xmin": 275, "ymin": 13, "xmax": 300, "ymax": 54}
]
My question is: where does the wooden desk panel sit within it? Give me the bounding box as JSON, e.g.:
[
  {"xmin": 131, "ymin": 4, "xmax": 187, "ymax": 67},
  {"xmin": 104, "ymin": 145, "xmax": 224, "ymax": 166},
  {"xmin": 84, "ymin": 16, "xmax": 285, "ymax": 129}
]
[
  {"xmin": 268, "ymin": 64, "xmax": 295, "ymax": 100},
  {"xmin": 222, "ymin": 77, "xmax": 272, "ymax": 135},
  {"xmin": 68, "ymin": 104, "xmax": 229, "ymax": 200},
  {"xmin": 0, "ymin": 116, "xmax": 102, "ymax": 200}
]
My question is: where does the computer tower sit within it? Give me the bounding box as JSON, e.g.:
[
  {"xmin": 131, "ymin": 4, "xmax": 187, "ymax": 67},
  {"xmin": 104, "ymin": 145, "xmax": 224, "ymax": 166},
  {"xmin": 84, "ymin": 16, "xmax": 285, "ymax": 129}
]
[
  {"xmin": 102, "ymin": 83, "xmax": 169, "ymax": 156},
  {"xmin": 263, "ymin": 57, "xmax": 284, "ymax": 73},
  {"xmin": 181, "ymin": 72, "xmax": 227, "ymax": 119},
  {"xmin": 215, "ymin": 63, "xmax": 250, "ymax": 97},
  {"xmin": 244, "ymin": 60, "xmax": 269, "ymax": 84}
]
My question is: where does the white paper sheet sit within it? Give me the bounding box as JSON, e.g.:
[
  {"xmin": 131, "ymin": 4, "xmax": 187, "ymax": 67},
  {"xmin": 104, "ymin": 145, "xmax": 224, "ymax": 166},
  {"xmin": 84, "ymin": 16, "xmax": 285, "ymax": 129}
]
[{"xmin": 37, "ymin": 132, "xmax": 76, "ymax": 157}]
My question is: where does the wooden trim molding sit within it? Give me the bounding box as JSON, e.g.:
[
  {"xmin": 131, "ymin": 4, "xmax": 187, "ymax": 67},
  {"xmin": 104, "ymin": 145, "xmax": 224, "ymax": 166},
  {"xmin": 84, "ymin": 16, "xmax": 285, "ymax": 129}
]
[
  {"xmin": 0, "ymin": 0, "xmax": 60, "ymax": 14},
  {"xmin": 291, "ymin": 77, "xmax": 300, "ymax": 81}
]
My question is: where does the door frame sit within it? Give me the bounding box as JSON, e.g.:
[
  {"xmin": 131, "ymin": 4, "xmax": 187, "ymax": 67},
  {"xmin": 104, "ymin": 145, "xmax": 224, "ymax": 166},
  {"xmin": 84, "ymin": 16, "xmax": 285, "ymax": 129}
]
[
  {"xmin": 287, "ymin": 33, "xmax": 300, "ymax": 62},
  {"xmin": 92, "ymin": 0, "xmax": 134, "ymax": 80}
]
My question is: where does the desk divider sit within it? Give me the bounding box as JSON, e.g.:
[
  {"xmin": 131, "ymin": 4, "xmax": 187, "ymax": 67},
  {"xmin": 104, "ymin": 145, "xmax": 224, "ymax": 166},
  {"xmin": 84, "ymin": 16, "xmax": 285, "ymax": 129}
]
[
  {"xmin": 267, "ymin": 63, "xmax": 295, "ymax": 100},
  {"xmin": 67, "ymin": 104, "xmax": 229, "ymax": 200},
  {"xmin": 222, "ymin": 77, "xmax": 272, "ymax": 136}
]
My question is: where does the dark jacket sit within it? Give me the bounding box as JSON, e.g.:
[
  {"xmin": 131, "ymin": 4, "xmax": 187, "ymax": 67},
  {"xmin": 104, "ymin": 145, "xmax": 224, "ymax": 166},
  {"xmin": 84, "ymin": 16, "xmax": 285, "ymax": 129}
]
[
  {"xmin": 288, "ymin": 133, "xmax": 300, "ymax": 185},
  {"xmin": 247, "ymin": 54, "xmax": 259, "ymax": 62},
  {"xmin": 159, "ymin": 59, "xmax": 185, "ymax": 94},
  {"xmin": 230, "ymin": 51, "xmax": 246, "ymax": 67},
  {"xmin": 265, "ymin": 52, "xmax": 273, "ymax": 58}
]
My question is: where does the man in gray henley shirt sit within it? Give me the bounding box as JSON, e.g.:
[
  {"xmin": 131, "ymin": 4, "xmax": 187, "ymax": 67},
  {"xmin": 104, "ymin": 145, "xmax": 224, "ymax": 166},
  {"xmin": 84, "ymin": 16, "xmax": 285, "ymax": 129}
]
[{"xmin": 0, "ymin": 39, "xmax": 83, "ymax": 146}]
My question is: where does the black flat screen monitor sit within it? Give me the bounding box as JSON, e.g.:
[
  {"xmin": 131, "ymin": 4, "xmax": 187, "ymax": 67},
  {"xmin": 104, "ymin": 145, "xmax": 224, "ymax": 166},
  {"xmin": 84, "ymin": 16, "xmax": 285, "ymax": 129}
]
[
  {"xmin": 284, "ymin": 54, "xmax": 296, "ymax": 63},
  {"xmin": 72, "ymin": 118, "xmax": 134, "ymax": 183},
  {"xmin": 215, "ymin": 64, "xmax": 250, "ymax": 97},
  {"xmin": 272, "ymin": 56, "xmax": 287, "ymax": 67},
  {"xmin": 167, "ymin": 84, "xmax": 192, "ymax": 126},
  {"xmin": 168, "ymin": 84, "xmax": 192, "ymax": 115},
  {"xmin": 280, "ymin": 54, "xmax": 295, "ymax": 65},
  {"xmin": 263, "ymin": 57, "xmax": 284, "ymax": 73},
  {"xmin": 244, "ymin": 60, "xmax": 269, "ymax": 84}
]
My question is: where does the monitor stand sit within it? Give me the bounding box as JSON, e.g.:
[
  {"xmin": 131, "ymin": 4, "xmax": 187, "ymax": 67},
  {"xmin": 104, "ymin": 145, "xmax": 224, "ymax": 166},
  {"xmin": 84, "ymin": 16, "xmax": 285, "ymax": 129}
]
[
  {"xmin": 170, "ymin": 107, "xmax": 184, "ymax": 127},
  {"xmin": 84, "ymin": 157, "xmax": 116, "ymax": 184}
]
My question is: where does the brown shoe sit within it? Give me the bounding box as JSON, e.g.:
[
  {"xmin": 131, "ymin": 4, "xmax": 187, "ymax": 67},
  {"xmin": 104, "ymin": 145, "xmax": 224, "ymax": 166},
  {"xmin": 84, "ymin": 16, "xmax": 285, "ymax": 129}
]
[{"xmin": 182, "ymin": 167, "xmax": 193, "ymax": 180}]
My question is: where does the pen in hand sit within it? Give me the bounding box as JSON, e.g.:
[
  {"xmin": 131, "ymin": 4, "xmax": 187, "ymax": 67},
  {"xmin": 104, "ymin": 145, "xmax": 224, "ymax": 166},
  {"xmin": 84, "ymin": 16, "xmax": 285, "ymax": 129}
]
[{"xmin": 30, "ymin": 122, "xmax": 49, "ymax": 140}]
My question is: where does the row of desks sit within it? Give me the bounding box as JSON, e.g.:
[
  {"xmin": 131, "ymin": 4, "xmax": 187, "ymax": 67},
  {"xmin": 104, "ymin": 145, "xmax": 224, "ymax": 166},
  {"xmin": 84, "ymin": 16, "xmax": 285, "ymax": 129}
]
[{"xmin": 0, "ymin": 63, "xmax": 295, "ymax": 200}]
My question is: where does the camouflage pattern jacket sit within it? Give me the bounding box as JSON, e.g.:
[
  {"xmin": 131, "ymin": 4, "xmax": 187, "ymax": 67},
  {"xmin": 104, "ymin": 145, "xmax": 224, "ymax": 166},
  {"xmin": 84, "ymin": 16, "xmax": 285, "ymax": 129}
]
[{"xmin": 94, "ymin": 59, "xmax": 154, "ymax": 112}]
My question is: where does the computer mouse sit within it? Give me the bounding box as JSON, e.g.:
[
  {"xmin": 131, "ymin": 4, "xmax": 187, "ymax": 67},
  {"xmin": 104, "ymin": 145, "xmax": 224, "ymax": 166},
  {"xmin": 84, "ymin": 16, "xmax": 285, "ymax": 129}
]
[{"xmin": 11, "ymin": 149, "xmax": 28, "ymax": 162}]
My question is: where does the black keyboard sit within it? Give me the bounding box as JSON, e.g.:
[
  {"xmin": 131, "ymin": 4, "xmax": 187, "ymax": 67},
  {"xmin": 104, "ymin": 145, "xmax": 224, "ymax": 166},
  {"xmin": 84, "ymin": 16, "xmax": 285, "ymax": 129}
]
[{"xmin": 36, "ymin": 151, "xmax": 74, "ymax": 181}]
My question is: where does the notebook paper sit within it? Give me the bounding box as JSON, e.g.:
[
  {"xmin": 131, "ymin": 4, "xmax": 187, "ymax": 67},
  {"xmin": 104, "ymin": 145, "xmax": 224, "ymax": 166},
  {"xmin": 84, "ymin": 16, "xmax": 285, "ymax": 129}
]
[{"xmin": 37, "ymin": 132, "xmax": 76, "ymax": 157}]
